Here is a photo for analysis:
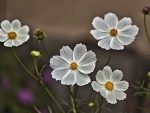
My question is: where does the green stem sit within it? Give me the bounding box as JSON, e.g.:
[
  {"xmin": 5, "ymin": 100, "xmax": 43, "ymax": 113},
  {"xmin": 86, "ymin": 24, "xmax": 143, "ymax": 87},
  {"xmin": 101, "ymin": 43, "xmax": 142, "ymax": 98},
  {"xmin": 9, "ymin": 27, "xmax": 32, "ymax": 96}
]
[
  {"xmin": 34, "ymin": 57, "xmax": 40, "ymax": 78},
  {"xmin": 74, "ymin": 85, "xmax": 78, "ymax": 99},
  {"xmin": 41, "ymin": 40, "xmax": 50, "ymax": 58},
  {"xmin": 144, "ymin": 15, "xmax": 150, "ymax": 45},
  {"xmin": 70, "ymin": 86, "xmax": 77, "ymax": 113},
  {"xmin": 98, "ymin": 97, "xmax": 103, "ymax": 113},
  {"xmin": 12, "ymin": 47, "xmax": 39, "ymax": 81},
  {"xmin": 105, "ymin": 49, "xmax": 113, "ymax": 66}
]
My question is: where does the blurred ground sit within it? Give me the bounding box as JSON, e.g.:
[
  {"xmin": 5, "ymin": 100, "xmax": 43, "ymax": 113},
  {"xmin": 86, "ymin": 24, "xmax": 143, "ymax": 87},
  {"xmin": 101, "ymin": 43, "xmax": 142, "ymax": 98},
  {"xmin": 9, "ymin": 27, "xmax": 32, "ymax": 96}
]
[{"xmin": 0, "ymin": 0, "xmax": 150, "ymax": 113}]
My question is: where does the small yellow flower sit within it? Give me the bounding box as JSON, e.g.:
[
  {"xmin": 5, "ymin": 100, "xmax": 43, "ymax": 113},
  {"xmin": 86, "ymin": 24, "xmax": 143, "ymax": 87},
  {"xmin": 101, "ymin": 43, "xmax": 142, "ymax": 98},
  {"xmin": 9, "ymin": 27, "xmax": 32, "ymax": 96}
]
[
  {"xmin": 31, "ymin": 50, "xmax": 41, "ymax": 57},
  {"xmin": 88, "ymin": 102, "xmax": 95, "ymax": 107},
  {"xmin": 147, "ymin": 72, "xmax": 150, "ymax": 77}
]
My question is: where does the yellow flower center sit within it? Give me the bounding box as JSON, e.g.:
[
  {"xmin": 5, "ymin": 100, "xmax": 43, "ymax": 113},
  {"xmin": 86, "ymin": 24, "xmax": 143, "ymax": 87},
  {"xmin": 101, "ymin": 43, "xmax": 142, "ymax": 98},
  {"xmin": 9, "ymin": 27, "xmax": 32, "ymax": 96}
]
[
  {"xmin": 110, "ymin": 29, "xmax": 118, "ymax": 37},
  {"xmin": 105, "ymin": 81, "xmax": 114, "ymax": 90},
  {"xmin": 70, "ymin": 62, "xmax": 78, "ymax": 70},
  {"xmin": 8, "ymin": 32, "xmax": 17, "ymax": 39}
]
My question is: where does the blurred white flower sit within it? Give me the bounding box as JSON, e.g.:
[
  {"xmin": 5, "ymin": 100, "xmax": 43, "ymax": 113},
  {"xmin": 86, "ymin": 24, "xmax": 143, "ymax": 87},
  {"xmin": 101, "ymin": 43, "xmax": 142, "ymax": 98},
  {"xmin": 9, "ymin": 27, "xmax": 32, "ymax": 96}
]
[
  {"xmin": 0, "ymin": 19, "xmax": 29, "ymax": 47},
  {"xmin": 91, "ymin": 66, "xmax": 129, "ymax": 104},
  {"xmin": 91, "ymin": 13, "xmax": 139, "ymax": 50},
  {"xmin": 50, "ymin": 43, "xmax": 97, "ymax": 86}
]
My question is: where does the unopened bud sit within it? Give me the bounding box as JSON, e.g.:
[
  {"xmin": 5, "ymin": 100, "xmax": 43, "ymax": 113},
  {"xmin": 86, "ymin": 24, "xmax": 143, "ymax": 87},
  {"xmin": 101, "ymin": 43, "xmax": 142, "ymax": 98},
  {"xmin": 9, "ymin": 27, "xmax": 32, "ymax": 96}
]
[
  {"xmin": 34, "ymin": 28, "xmax": 46, "ymax": 40},
  {"xmin": 88, "ymin": 102, "xmax": 95, "ymax": 107},
  {"xmin": 31, "ymin": 50, "xmax": 41, "ymax": 57},
  {"xmin": 142, "ymin": 6, "xmax": 150, "ymax": 15}
]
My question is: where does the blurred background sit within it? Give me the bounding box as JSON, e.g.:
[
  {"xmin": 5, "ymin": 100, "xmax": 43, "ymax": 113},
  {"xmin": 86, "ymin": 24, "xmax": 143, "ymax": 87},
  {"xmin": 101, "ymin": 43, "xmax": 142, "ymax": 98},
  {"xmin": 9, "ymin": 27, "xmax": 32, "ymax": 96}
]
[{"xmin": 0, "ymin": 0, "xmax": 150, "ymax": 113}]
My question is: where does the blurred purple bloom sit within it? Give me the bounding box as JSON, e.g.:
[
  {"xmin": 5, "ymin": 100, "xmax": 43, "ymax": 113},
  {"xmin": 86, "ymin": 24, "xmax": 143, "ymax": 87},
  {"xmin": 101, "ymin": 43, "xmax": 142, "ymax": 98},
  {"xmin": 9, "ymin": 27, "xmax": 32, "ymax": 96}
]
[
  {"xmin": 1, "ymin": 76, "xmax": 11, "ymax": 90},
  {"xmin": 142, "ymin": 6, "xmax": 150, "ymax": 15},
  {"xmin": 42, "ymin": 70, "xmax": 54, "ymax": 85},
  {"xmin": 17, "ymin": 88, "xmax": 34, "ymax": 105},
  {"xmin": 40, "ymin": 109, "xmax": 49, "ymax": 113}
]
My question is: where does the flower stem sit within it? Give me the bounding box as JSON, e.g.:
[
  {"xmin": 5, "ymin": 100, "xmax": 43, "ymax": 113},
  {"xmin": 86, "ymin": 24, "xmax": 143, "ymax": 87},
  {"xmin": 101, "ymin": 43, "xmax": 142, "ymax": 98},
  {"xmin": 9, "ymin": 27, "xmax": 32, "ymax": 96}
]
[
  {"xmin": 34, "ymin": 57, "xmax": 41, "ymax": 78},
  {"xmin": 41, "ymin": 40, "xmax": 50, "ymax": 58},
  {"xmin": 12, "ymin": 47, "xmax": 39, "ymax": 81},
  {"xmin": 144, "ymin": 15, "xmax": 150, "ymax": 45},
  {"xmin": 70, "ymin": 86, "xmax": 77, "ymax": 113},
  {"xmin": 98, "ymin": 97, "xmax": 103, "ymax": 113},
  {"xmin": 74, "ymin": 85, "xmax": 78, "ymax": 99}
]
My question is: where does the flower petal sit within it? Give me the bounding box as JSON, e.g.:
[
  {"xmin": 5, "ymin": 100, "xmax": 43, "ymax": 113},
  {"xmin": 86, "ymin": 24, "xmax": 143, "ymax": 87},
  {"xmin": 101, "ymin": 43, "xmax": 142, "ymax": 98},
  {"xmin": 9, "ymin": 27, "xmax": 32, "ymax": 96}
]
[
  {"xmin": 12, "ymin": 39, "xmax": 23, "ymax": 46},
  {"xmin": 50, "ymin": 56, "xmax": 69, "ymax": 69},
  {"xmin": 90, "ymin": 30, "xmax": 109, "ymax": 40},
  {"xmin": 11, "ymin": 19, "xmax": 21, "ymax": 32},
  {"xmin": 17, "ymin": 35, "xmax": 29, "ymax": 42},
  {"xmin": 114, "ymin": 81, "xmax": 129, "ymax": 91},
  {"xmin": 92, "ymin": 17, "xmax": 110, "ymax": 31},
  {"xmin": 78, "ymin": 62, "xmax": 95, "ymax": 74},
  {"xmin": 0, "ymin": 29, "xmax": 8, "ymax": 42},
  {"xmin": 119, "ymin": 25, "xmax": 139, "ymax": 37},
  {"xmin": 1, "ymin": 20, "xmax": 11, "ymax": 32},
  {"xmin": 110, "ymin": 37, "xmax": 124, "ymax": 50},
  {"xmin": 73, "ymin": 43, "xmax": 87, "ymax": 62},
  {"xmin": 76, "ymin": 70, "xmax": 90, "ymax": 86},
  {"xmin": 4, "ymin": 39, "xmax": 13, "ymax": 47},
  {"xmin": 96, "ymin": 70, "xmax": 106, "ymax": 84},
  {"xmin": 116, "ymin": 34, "xmax": 135, "ymax": 45},
  {"xmin": 98, "ymin": 36, "xmax": 111, "ymax": 50},
  {"xmin": 78, "ymin": 51, "xmax": 96, "ymax": 65},
  {"xmin": 111, "ymin": 69, "xmax": 123, "ymax": 83},
  {"xmin": 100, "ymin": 89, "xmax": 108, "ymax": 98},
  {"xmin": 112, "ymin": 90, "xmax": 126, "ymax": 100},
  {"xmin": 51, "ymin": 68, "xmax": 70, "ymax": 81},
  {"xmin": 104, "ymin": 13, "xmax": 118, "ymax": 29},
  {"xmin": 117, "ymin": 17, "xmax": 132, "ymax": 30},
  {"xmin": 17, "ymin": 25, "xmax": 29, "ymax": 35},
  {"xmin": 92, "ymin": 81, "xmax": 104, "ymax": 92},
  {"xmin": 106, "ymin": 91, "xmax": 117, "ymax": 104},
  {"xmin": 61, "ymin": 70, "xmax": 77, "ymax": 85},
  {"xmin": 60, "ymin": 46, "xmax": 73, "ymax": 63},
  {"xmin": 103, "ymin": 66, "xmax": 112, "ymax": 81}
]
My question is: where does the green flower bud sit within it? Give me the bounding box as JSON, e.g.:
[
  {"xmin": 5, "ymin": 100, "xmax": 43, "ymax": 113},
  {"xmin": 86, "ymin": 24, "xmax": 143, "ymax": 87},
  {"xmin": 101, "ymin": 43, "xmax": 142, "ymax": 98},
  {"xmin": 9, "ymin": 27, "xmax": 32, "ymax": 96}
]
[
  {"xmin": 34, "ymin": 28, "xmax": 46, "ymax": 40},
  {"xmin": 31, "ymin": 50, "xmax": 41, "ymax": 58},
  {"xmin": 88, "ymin": 102, "xmax": 95, "ymax": 107}
]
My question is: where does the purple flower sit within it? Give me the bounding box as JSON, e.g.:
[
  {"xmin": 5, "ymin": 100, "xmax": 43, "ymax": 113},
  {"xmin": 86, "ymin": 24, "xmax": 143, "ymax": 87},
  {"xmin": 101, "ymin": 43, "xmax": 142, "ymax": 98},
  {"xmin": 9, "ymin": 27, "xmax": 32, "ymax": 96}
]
[
  {"xmin": 42, "ymin": 70, "xmax": 54, "ymax": 85},
  {"xmin": 1, "ymin": 76, "xmax": 11, "ymax": 90},
  {"xmin": 17, "ymin": 88, "xmax": 34, "ymax": 105},
  {"xmin": 142, "ymin": 6, "xmax": 150, "ymax": 15}
]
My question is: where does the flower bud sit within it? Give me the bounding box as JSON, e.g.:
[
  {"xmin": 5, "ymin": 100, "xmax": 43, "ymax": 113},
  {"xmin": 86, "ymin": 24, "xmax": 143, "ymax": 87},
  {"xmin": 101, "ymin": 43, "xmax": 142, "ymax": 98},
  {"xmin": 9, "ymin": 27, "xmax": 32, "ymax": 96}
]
[
  {"xmin": 142, "ymin": 6, "xmax": 150, "ymax": 15},
  {"xmin": 88, "ymin": 102, "xmax": 95, "ymax": 107},
  {"xmin": 31, "ymin": 50, "xmax": 41, "ymax": 58},
  {"xmin": 34, "ymin": 28, "xmax": 46, "ymax": 40}
]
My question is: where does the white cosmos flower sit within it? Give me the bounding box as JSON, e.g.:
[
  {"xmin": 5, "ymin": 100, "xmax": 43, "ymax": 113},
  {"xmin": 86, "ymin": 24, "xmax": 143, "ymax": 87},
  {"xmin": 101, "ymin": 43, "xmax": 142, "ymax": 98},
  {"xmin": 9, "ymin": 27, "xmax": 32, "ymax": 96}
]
[
  {"xmin": 50, "ymin": 43, "xmax": 97, "ymax": 86},
  {"xmin": 0, "ymin": 19, "xmax": 29, "ymax": 47},
  {"xmin": 90, "ymin": 13, "xmax": 139, "ymax": 50},
  {"xmin": 91, "ymin": 66, "xmax": 129, "ymax": 104}
]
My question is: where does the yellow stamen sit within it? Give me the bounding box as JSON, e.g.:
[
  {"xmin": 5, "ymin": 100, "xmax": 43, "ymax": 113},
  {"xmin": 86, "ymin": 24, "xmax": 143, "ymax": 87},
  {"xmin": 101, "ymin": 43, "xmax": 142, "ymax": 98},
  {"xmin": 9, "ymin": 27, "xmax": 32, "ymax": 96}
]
[
  {"xmin": 105, "ymin": 81, "xmax": 114, "ymax": 90},
  {"xmin": 110, "ymin": 29, "xmax": 118, "ymax": 37},
  {"xmin": 70, "ymin": 62, "xmax": 78, "ymax": 70},
  {"xmin": 8, "ymin": 32, "xmax": 17, "ymax": 39}
]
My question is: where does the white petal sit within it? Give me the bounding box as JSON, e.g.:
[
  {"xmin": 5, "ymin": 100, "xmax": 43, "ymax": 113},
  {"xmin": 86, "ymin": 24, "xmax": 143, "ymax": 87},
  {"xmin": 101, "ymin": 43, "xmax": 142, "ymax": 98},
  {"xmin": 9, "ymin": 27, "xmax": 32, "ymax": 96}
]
[
  {"xmin": 4, "ymin": 39, "xmax": 13, "ymax": 47},
  {"xmin": 98, "ymin": 36, "xmax": 111, "ymax": 50},
  {"xmin": 103, "ymin": 66, "xmax": 112, "ymax": 81},
  {"xmin": 76, "ymin": 70, "xmax": 90, "ymax": 86},
  {"xmin": 90, "ymin": 30, "xmax": 109, "ymax": 40},
  {"xmin": 50, "ymin": 56, "xmax": 69, "ymax": 69},
  {"xmin": 114, "ymin": 81, "xmax": 129, "ymax": 91},
  {"xmin": 117, "ymin": 17, "xmax": 132, "ymax": 30},
  {"xmin": 17, "ymin": 35, "xmax": 29, "ymax": 42},
  {"xmin": 11, "ymin": 19, "xmax": 21, "ymax": 32},
  {"xmin": 96, "ymin": 70, "xmax": 106, "ymax": 84},
  {"xmin": 61, "ymin": 70, "xmax": 77, "ymax": 85},
  {"xmin": 91, "ymin": 81, "xmax": 104, "ymax": 92},
  {"xmin": 78, "ymin": 62, "xmax": 95, "ymax": 74},
  {"xmin": 110, "ymin": 37, "xmax": 124, "ymax": 50},
  {"xmin": 73, "ymin": 43, "xmax": 87, "ymax": 62},
  {"xmin": 100, "ymin": 89, "xmax": 108, "ymax": 98},
  {"xmin": 119, "ymin": 25, "xmax": 139, "ymax": 36},
  {"xmin": 104, "ymin": 13, "xmax": 118, "ymax": 29},
  {"xmin": 1, "ymin": 20, "xmax": 11, "ymax": 32},
  {"xmin": 106, "ymin": 91, "xmax": 117, "ymax": 104},
  {"xmin": 92, "ymin": 17, "xmax": 110, "ymax": 31},
  {"xmin": 116, "ymin": 34, "xmax": 135, "ymax": 45},
  {"xmin": 12, "ymin": 39, "xmax": 23, "ymax": 46},
  {"xmin": 0, "ymin": 29, "xmax": 8, "ymax": 42},
  {"xmin": 60, "ymin": 46, "xmax": 73, "ymax": 63},
  {"xmin": 112, "ymin": 90, "xmax": 126, "ymax": 100},
  {"xmin": 111, "ymin": 69, "xmax": 123, "ymax": 83},
  {"xmin": 78, "ymin": 51, "xmax": 96, "ymax": 65},
  {"xmin": 51, "ymin": 68, "xmax": 70, "ymax": 81},
  {"xmin": 17, "ymin": 25, "xmax": 29, "ymax": 35}
]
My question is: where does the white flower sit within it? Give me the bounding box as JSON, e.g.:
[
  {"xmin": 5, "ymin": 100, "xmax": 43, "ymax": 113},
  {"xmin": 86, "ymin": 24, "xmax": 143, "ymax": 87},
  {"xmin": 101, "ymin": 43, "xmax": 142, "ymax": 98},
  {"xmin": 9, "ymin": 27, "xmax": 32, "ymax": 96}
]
[
  {"xmin": 90, "ymin": 13, "xmax": 139, "ymax": 50},
  {"xmin": 91, "ymin": 66, "xmax": 129, "ymax": 104},
  {"xmin": 50, "ymin": 43, "xmax": 97, "ymax": 86},
  {"xmin": 0, "ymin": 19, "xmax": 29, "ymax": 47}
]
